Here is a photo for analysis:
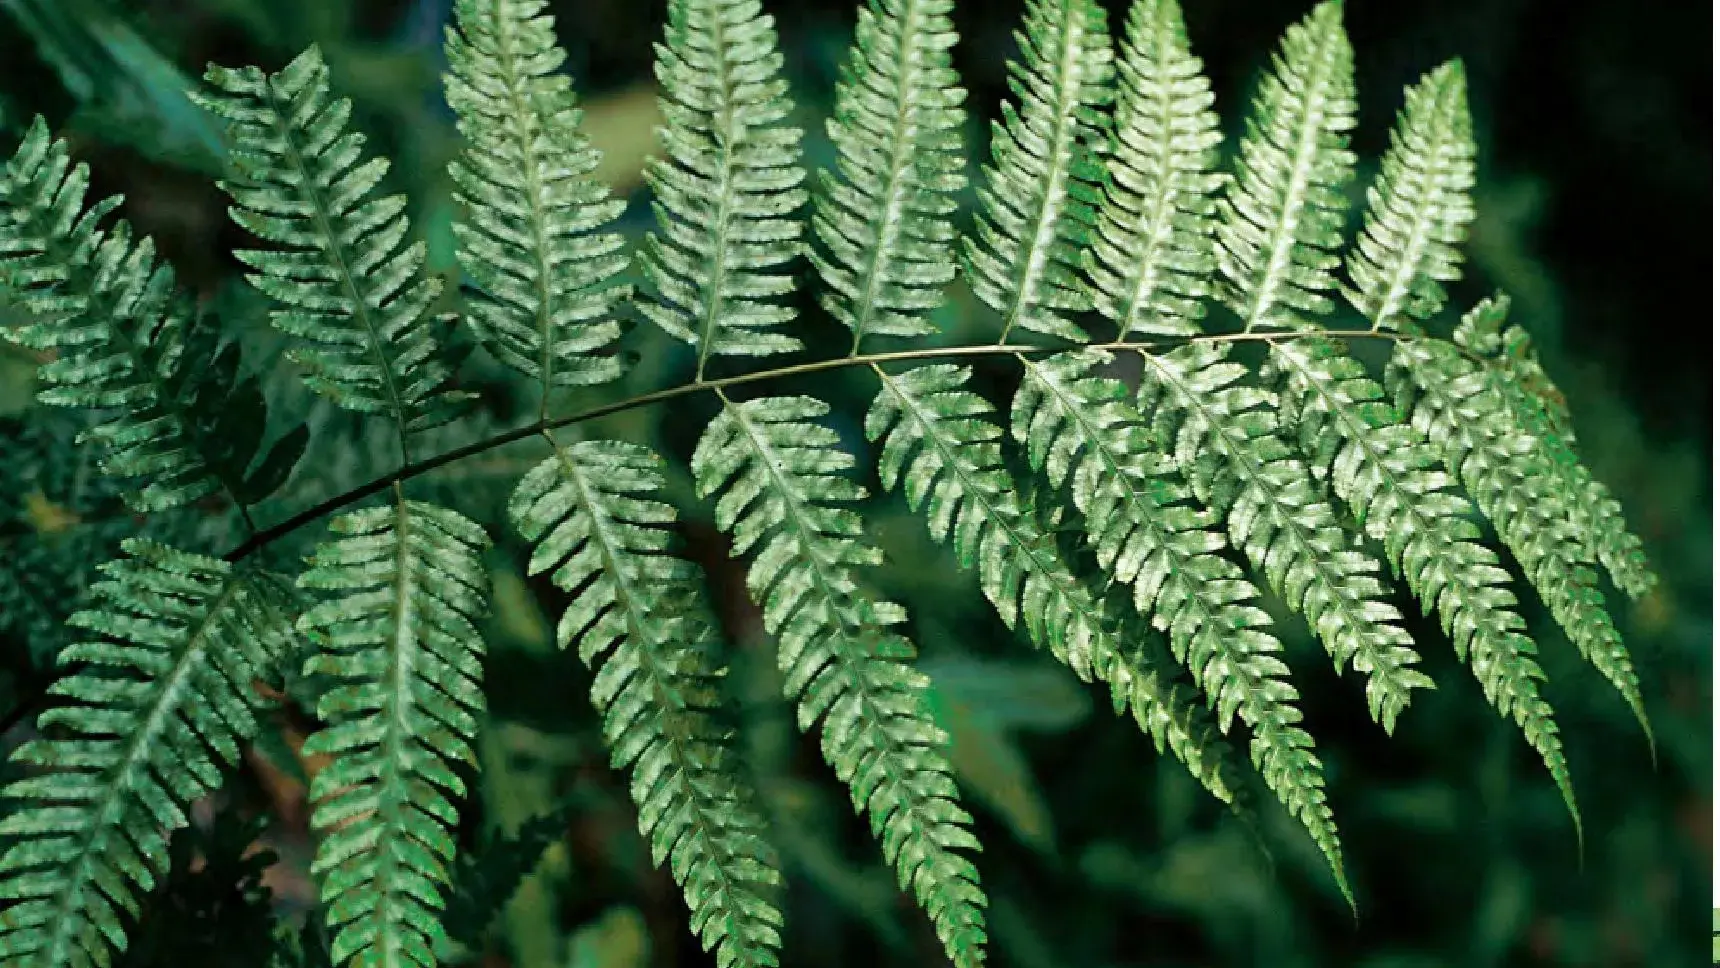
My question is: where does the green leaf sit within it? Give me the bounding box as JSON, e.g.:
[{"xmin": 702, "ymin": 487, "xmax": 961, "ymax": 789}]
[
  {"xmin": 1214, "ymin": 0, "xmax": 1356, "ymax": 332},
  {"xmin": 510, "ymin": 436, "xmax": 784, "ymax": 968},
  {"xmin": 197, "ymin": 47, "xmax": 470, "ymax": 443},
  {"xmin": 962, "ymin": 0, "xmax": 1114, "ymax": 344},
  {"xmin": 296, "ymin": 496, "xmax": 492, "ymax": 967},
  {"xmin": 636, "ymin": 0, "xmax": 808, "ymax": 377},
  {"xmin": 445, "ymin": 0, "xmax": 633, "ymax": 397},
  {"xmin": 809, "ymin": 0, "xmax": 967, "ymax": 351},
  {"xmin": 0, "ymin": 540, "xmax": 295, "ymax": 968},
  {"xmin": 1086, "ymin": 0, "xmax": 1224, "ymax": 338},
  {"xmin": 695, "ymin": 392, "xmax": 988, "ymax": 968}
]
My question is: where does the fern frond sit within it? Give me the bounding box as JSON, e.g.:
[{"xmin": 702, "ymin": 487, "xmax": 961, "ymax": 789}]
[
  {"xmin": 509, "ymin": 437, "xmax": 784, "ymax": 968},
  {"xmin": 810, "ymin": 0, "xmax": 966, "ymax": 351},
  {"xmin": 1390, "ymin": 299, "xmax": 1651, "ymax": 747},
  {"xmin": 1134, "ymin": 342, "xmax": 1429, "ymax": 736},
  {"xmin": 866, "ymin": 363, "xmax": 1243, "ymax": 808},
  {"xmin": 1341, "ymin": 60, "xmax": 1475, "ymax": 333},
  {"xmin": 1214, "ymin": 0, "xmax": 1356, "ymax": 332},
  {"xmin": 694, "ymin": 393, "xmax": 987, "ymax": 967},
  {"xmin": 1010, "ymin": 349, "xmax": 1351, "ymax": 901},
  {"xmin": 0, "ymin": 119, "xmax": 305, "ymax": 511},
  {"xmin": 638, "ymin": 0, "xmax": 808, "ymax": 377},
  {"xmin": 197, "ymin": 47, "xmax": 468, "ymax": 445},
  {"xmin": 1269, "ymin": 336, "xmax": 1579, "ymax": 824},
  {"xmin": 962, "ymin": 0, "xmax": 1113, "ymax": 344},
  {"xmin": 444, "ymin": 0, "xmax": 633, "ymax": 395},
  {"xmin": 0, "ymin": 540, "xmax": 295, "ymax": 968},
  {"xmin": 1452, "ymin": 303, "xmax": 1657, "ymax": 598},
  {"xmin": 295, "ymin": 496, "xmax": 492, "ymax": 967},
  {"xmin": 1085, "ymin": 0, "xmax": 1224, "ymax": 338}
]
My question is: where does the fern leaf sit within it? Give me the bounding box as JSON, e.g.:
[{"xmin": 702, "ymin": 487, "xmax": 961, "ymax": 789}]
[
  {"xmin": 0, "ymin": 119, "xmax": 304, "ymax": 511},
  {"xmin": 509, "ymin": 437, "xmax": 785, "ymax": 968},
  {"xmin": 694, "ymin": 393, "xmax": 987, "ymax": 967},
  {"xmin": 867, "ymin": 363, "xmax": 1243, "ymax": 808},
  {"xmin": 962, "ymin": 0, "xmax": 1113, "ymax": 344},
  {"xmin": 1390, "ymin": 299, "xmax": 1652, "ymax": 748},
  {"xmin": 1086, "ymin": 0, "xmax": 1224, "ymax": 338},
  {"xmin": 0, "ymin": 540, "xmax": 295, "ymax": 968},
  {"xmin": 1341, "ymin": 60, "xmax": 1475, "ymax": 333},
  {"xmin": 197, "ymin": 47, "xmax": 468, "ymax": 443},
  {"xmin": 810, "ymin": 0, "xmax": 966, "ymax": 351},
  {"xmin": 637, "ymin": 0, "xmax": 808, "ymax": 377},
  {"xmin": 1452, "ymin": 302, "xmax": 1658, "ymax": 599},
  {"xmin": 1134, "ymin": 342, "xmax": 1429, "ymax": 737},
  {"xmin": 445, "ymin": 0, "xmax": 633, "ymax": 395},
  {"xmin": 1214, "ymin": 0, "xmax": 1356, "ymax": 332},
  {"xmin": 295, "ymin": 496, "xmax": 492, "ymax": 967},
  {"xmin": 1010, "ymin": 349, "xmax": 1351, "ymax": 901},
  {"xmin": 1269, "ymin": 335, "xmax": 1580, "ymax": 825}
]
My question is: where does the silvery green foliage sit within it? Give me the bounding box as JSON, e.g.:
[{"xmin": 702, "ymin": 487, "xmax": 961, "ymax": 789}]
[
  {"xmin": 962, "ymin": 0, "xmax": 1114, "ymax": 344},
  {"xmin": 693, "ymin": 394, "xmax": 988, "ymax": 967},
  {"xmin": 0, "ymin": 120, "xmax": 304, "ymax": 512},
  {"xmin": 295, "ymin": 498, "xmax": 492, "ymax": 967},
  {"xmin": 0, "ymin": 0, "xmax": 1662, "ymax": 965},
  {"xmin": 809, "ymin": 0, "xmax": 967, "ymax": 349}
]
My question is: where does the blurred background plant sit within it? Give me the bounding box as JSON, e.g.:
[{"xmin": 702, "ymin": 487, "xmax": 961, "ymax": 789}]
[{"xmin": 0, "ymin": 0, "xmax": 1706, "ymax": 966}]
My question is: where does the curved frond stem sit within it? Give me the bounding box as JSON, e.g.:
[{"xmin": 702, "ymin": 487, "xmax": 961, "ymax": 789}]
[{"xmin": 222, "ymin": 330, "xmax": 1489, "ymax": 563}]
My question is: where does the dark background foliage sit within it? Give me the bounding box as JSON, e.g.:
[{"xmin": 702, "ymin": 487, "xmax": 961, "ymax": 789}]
[{"xmin": 0, "ymin": 0, "xmax": 1708, "ymax": 966}]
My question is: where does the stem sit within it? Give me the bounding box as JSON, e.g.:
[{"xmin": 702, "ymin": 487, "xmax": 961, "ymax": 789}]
[{"xmin": 223, "ymin": 330, "xmax": 1478, "ymax": 563}]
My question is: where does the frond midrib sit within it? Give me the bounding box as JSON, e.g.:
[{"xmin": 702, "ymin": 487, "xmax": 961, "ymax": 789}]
[
  {"xmin": 693, "ymin": 14, "xmax": 740, "ymax": 382},
  {"xmin": 36, "ymin": 572, "xmax": 246, "ymax": 968},
  {"xmin": 484, "ymin": 3, "xmax": 562, "ymax": 404}
]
